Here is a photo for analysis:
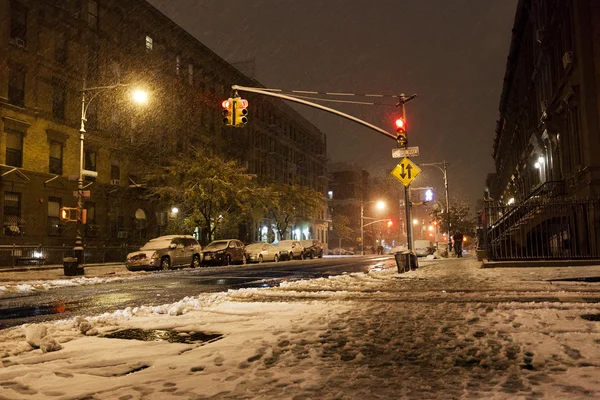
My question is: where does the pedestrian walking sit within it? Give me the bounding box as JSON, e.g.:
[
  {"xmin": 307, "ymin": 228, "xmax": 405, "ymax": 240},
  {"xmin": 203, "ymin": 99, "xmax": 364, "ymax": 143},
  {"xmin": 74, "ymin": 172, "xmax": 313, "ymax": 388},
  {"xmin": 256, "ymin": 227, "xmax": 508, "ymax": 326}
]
[{"xmin": 453, "ymin": 230, "xmax": 464, "ymax": 257}]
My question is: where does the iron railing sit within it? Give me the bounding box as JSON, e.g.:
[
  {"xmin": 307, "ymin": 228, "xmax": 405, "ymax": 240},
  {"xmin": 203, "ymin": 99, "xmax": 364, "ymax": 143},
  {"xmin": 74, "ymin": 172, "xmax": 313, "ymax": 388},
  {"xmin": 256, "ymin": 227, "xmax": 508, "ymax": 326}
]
[
  {"xmin": 484, "ymin": 198, "xmax": 600, "ymax": 260},
  {"xmin": 0, "ymin": 245, "xmax": 140, "ymax": 268}
]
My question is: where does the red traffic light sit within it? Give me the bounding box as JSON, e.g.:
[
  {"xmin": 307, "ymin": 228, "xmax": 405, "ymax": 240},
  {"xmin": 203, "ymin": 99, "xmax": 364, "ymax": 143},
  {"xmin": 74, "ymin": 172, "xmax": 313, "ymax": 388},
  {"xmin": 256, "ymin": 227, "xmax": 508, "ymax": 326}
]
[
  {"xmin": 395, "ymin": 118, "xmax": 405, "ymax": 131},
  {"xmin": 238, "ymin": 99, "xmax": 248, "ymax": 109},
  {"xmin": 221, "ymin": 100, "xmax": 231, "ymax": 109}
]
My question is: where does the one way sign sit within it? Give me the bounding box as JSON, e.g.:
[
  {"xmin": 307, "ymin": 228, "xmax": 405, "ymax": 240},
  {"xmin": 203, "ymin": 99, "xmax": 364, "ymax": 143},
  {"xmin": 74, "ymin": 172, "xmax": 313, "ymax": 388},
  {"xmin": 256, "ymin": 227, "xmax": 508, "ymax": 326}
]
[{"xmin": 391, "ymin": 157, "xmax": 421, "ymax": 187}]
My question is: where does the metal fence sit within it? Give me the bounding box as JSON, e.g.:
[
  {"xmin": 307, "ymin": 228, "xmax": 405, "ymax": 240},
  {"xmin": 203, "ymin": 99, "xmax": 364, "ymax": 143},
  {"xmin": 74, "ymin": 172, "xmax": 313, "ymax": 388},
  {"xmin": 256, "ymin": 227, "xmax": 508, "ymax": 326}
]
[
  {"xmin": 0, "ymin": 245, "xmax": 140, "ymax": 268},
  {"xmin": 484, "ymin": 198, "xmax": 600, "ymax": 260}
]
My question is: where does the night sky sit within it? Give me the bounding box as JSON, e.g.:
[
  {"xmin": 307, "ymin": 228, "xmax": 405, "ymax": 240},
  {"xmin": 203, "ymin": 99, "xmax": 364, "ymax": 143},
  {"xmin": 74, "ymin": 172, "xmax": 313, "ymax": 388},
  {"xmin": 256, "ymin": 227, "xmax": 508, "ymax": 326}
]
[{"xmin": 146, "ymin": 0, "xmax": 517, "ymax": 208}]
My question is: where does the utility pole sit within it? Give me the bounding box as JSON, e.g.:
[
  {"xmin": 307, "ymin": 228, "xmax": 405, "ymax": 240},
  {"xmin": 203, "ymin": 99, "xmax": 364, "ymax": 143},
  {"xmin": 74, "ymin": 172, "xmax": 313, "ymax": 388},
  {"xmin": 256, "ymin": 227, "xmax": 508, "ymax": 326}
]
[
  {"xmin": 420, "ymin": 161, "xmax": 450, "ymax": 252},
  {"xmin": 396, "ymin": 93, "xmax": 417, "ymax": 269}
]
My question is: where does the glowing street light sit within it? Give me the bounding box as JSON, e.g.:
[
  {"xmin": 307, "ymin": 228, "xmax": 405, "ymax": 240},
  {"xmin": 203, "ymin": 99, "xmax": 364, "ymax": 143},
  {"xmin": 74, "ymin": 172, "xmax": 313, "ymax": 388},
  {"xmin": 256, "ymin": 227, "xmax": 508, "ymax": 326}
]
[{"xmin": 360, "ymin": 200, "xmax": 387, "ymax": 255}]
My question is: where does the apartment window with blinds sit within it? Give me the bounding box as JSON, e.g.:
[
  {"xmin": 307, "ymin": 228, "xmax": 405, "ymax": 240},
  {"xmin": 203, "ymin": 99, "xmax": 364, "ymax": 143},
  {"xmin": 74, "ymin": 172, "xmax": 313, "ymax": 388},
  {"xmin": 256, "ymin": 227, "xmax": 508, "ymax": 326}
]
[
  {"xmin": 88, "ymin": 0, "xmax": 98, "ymax": 30},
  {"xmin": 5, "ymin": 130, "xmax": 23, "ymax": 167},
  {"xmin": 48, "ymin": 197, "xmax": 61, "ymax": 236},
  {"xmin": 49, "ymin": 141, "xmax": 63, "ymax": 175},
  {"xmin": 3, "ymin": 192, "xmax": 22, "ymax": 235}
]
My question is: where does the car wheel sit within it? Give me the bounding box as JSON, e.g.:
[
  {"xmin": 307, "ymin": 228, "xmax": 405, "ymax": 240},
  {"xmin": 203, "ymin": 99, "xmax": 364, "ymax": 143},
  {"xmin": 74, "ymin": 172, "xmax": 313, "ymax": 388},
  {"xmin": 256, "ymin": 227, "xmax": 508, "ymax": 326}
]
[
  {"xmin": 191, "ymin": 255, "xmax": 200, "ymax": 268},
  {"xmin": 160, "ymin": 256, "xmax": 171, "ymax": 270},
  {"xmin": 273, "ymin": 254, "xmax": 279, "ymax": 263},
  {"xmin": 224, "ymin": 255, "xmax": 231, "ymax": 266},
  {"xmin": 288, "ymin": 252, "xmax": 293, "ymax": 261},
  {"xmin": 309, "ymin": 252, "xmax": 314, "ymax": 259},
  {"xmin": 300, "ymin": 252, "xmax": 305, "ymax": 260},
  {"xmin": 241, "ymin": 255, "xmax": 247, "ymax": 265},
  {"xmin": 258, "ymin": 255, "xmax": 264, "ymax": 263},
  {"xmin": 318, "ymin": 251, "xmax": 323, "ymax": 258}
]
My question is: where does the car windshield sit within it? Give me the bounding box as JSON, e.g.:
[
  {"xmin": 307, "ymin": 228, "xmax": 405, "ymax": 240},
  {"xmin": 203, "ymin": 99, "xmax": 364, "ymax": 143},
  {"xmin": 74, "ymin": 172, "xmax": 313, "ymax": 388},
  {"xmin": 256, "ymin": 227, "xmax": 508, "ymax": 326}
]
[
  {"xmin": 140, "ymin": 239, "xmax": 172, "ymax": 250},
  {"xmin": 204, "ymin": 241, "xmax": 229, "ymax": 250}
]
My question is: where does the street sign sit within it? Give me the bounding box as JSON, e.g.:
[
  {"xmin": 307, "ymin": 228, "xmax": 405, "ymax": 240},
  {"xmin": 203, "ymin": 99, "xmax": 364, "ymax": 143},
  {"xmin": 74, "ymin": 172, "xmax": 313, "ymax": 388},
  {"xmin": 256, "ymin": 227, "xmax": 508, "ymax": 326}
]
[
  {"xmin": 391, "ymin": 157, "xmax": 421, "ymax": 187},
  {"xmin": 392, "ymin": 146, "xmax": 419, "ymax": 158}
]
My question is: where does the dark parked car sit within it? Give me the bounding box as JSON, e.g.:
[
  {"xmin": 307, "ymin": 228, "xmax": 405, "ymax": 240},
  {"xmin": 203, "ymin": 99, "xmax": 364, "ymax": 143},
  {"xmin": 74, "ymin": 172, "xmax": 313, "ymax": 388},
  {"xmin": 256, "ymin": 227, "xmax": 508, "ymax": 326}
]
[
  {"xmin": 201, "ymin": 239, "xmax": 246, "ymax": 266},
  {"xmin": 126, "ymin": 235, "xmax": 202, "ymax": 271},
  {"xmin": 300, "ymin": 239, "xmax": 324, "ymax": 259}
]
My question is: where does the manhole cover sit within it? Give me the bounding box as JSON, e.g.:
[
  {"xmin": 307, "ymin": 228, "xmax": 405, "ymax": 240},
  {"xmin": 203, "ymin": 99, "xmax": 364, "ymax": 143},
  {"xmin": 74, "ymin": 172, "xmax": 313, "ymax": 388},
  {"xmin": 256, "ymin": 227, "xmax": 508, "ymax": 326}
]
[
  {"xmin": 581, "ymin": 314, "xmax": 600, "ymax": 321},
  {"xmin": 102, "ymin": 328, "xmax": 223, "ymax": 344}
]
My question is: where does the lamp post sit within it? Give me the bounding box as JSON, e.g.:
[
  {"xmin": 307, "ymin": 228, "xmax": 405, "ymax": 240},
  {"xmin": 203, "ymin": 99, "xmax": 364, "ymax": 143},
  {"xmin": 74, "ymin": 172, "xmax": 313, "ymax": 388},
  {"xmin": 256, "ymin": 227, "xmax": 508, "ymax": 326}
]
[
  {"xmin": 420, "ymin": 161, "xmax": 450, "ymax": 251},
  {"xmin": 74, "ymin": 82, "xmax": 148, "ymax": 264},
  {"xmin": 360, "ymin": 200, "xmax": 386, "ymax": 255}
]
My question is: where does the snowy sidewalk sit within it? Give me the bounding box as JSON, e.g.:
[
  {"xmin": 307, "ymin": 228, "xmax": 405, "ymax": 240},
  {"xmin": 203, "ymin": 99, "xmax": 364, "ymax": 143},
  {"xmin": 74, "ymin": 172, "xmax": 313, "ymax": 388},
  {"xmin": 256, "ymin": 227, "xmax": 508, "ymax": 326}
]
[{"xmin": 1, "ymin": 257, "xmax": 600, "ymax": 399}]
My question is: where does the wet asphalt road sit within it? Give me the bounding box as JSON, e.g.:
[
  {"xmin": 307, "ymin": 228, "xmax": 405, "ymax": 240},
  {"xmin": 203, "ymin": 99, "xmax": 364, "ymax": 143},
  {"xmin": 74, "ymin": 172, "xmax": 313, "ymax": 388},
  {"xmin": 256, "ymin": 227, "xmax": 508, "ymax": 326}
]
[{"xmin": 0, "ymin": 255, "xmax": 390, "ymax": 330}]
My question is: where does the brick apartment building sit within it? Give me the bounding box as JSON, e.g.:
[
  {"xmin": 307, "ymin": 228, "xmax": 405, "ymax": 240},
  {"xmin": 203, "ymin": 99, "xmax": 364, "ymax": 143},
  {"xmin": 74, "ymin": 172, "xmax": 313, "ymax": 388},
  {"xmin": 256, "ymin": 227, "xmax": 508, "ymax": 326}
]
[{"xmin": 0, "ymin": 0, "xmax": 328, "ymax": 251}]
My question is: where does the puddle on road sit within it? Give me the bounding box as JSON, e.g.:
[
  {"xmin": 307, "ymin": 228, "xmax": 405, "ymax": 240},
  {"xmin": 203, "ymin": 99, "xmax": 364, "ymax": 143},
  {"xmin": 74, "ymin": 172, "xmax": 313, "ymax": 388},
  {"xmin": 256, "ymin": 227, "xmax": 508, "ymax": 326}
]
[
  {"xmin": 549, "ymin": 276, "xmax": 600, "ymax": 282},
  {"xmin": 581, "ymin": 314, "xmax": 600, "ymax": 321},
  {"xmin": 102, "ymin": 328, "xmax": 224, "ymax": 344}
]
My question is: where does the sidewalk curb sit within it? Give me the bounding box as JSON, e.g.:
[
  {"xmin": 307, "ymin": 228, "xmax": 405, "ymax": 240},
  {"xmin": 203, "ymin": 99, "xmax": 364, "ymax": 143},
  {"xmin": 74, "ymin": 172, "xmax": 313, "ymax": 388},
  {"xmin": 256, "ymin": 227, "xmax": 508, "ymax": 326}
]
[{"xmin": 0, "ymin": 262, "xmax": 125, "ymax": 273}]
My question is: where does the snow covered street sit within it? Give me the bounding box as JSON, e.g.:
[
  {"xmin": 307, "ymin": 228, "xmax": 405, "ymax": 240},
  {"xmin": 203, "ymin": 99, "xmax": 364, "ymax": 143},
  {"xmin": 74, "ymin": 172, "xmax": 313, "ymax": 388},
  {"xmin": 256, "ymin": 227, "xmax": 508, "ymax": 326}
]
[{"xmin": 1, "ymin": 256, "xmax": 600, "ymax": 399}]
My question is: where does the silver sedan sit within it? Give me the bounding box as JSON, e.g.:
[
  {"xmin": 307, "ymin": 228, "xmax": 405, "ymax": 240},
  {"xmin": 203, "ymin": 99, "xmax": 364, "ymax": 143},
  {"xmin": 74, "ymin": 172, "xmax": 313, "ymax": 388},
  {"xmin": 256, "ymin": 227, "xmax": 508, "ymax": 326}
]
[{"xmin": 244, "ymin": 243, "xmax": 281, "ymax": 263}]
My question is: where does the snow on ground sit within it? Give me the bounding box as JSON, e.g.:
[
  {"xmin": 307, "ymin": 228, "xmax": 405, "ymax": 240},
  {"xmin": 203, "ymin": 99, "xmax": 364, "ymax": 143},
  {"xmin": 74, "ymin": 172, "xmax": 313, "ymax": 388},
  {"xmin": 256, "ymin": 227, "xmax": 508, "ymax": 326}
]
[{"xmin": 1, "ymin": 257, "xmax": 600, "ymax": 399}]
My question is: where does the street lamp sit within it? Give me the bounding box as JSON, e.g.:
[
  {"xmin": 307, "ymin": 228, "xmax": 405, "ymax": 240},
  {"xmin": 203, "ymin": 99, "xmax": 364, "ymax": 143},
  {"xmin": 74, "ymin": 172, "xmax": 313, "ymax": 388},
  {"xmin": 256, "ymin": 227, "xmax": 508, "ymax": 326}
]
[
  {"xmin": 360, "ymin": 200, "xmax": 386, "ymax": 255},
  {"xmin": 420, "ymin": 161, "xmax": 450, "ymax": 252},
  {"xmin": 74, "ymin": 83, "xmax": 149, "ymax": 264}
]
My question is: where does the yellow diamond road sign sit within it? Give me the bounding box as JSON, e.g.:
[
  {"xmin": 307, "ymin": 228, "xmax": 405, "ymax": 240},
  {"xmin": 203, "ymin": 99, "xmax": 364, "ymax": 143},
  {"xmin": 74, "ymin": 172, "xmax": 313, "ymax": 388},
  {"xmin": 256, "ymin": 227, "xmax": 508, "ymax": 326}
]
[{"xmin": 391, "ymin": 157, "xmax": 421, "ymax": 187}]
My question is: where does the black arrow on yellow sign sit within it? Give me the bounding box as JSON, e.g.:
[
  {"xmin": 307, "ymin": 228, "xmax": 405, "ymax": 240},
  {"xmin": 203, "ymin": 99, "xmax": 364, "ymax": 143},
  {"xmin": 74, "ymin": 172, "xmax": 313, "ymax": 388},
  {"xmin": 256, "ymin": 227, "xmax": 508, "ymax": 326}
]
[{"xmin": 399, "ymin": 163, "xmax": 413, "ymax": 180}]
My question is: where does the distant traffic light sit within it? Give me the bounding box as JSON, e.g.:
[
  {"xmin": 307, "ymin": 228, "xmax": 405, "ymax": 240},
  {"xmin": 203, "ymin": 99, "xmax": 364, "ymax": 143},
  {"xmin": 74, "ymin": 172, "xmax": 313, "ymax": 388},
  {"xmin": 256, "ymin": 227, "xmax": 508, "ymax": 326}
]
[
  {"xmin": 395, "ymin": 117, "xmax": 407, "ymax": 148},
  {"xmin": 425, "ymin": 189, "xmax": 433, "ymax": 202},
  {"xmin": 234, "ymin": 98, "xmax": 248, "ymax": 127},
  {"xmin": 222, "ymin": 99, "xmax": 233, "ymax": 126},
  {"xmin": 60, "ymin": 207, "xmax": 77, "ymax": 222},
  {"xmin": 387, "ymin": 220, "xmax": 393, "ymax": 228}
]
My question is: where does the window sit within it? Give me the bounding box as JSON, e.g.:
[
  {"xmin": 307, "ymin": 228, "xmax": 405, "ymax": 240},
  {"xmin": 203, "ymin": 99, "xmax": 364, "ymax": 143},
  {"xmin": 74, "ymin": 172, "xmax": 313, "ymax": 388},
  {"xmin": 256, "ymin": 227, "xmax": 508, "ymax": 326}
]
[
  {"xmin": 52, "ymin": 83, "xmax": 66, "ymax": 119},
  {"xmin": 54, "ymin": 33, "xmax": 67, "ymax": 63},
  {"xmin": 10, "ymin": 0, "xmax": 27, "ymax": 43},
  {"xmin": 188, "ymin": 64, "xmax": 194, "ymax": 85},
  {"xmin": 3, "ymin": 192, "xmax": 22, "ymax": 235},
  {"xmin": 145, "ymin": 35, "xmax": 153, "ymax": 52},
  {"xmin": 49, "ymin": 141, "xmax": 63, "ymax": 175},
  {"xmin": 84, "ymin": 149, "xmax": 96, "ymax": 181},
  {"xmin": 176, "ymin": 55, "xmax": 180, "ymax": 75},
  {"xmin": 88, "ymin": 0, "xmax": 98, "ymax": 30},
  {"xmin": 8, "ymin": 66, "xmax": 25, "ymax": 107},
  {"xmin": 5, "ymin": 130, "xmax": 23, "ymax": 167},
  {"xmin": 48, "ymin": 197, "xmax": 61, "ymax": 236},
  {"xmin": 110, "ymin": 159, "xmax": 120, "ymax": 182}
]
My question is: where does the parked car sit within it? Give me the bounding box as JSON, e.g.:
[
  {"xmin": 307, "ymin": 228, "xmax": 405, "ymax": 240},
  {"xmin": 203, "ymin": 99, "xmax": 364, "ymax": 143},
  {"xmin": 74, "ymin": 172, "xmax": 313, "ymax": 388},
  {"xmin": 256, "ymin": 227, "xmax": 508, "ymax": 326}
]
[
  {"xmin": 413, "ymin": 240, "xmax": 435, "ymax": 257},
  {"xmin": 300, "ymin": 239, "xmax": 324, "ymax": 259},
  {"xmin": 201, "ymin": 239, "xmax": 246, "ymax": 266},
  {"xmin": 274, "ymin": 240, "xmax": 305, "ymax": 260},
  {"xmin": 245, "ymin": 242, "xmax": 281, "ymax": 263},
  {"xmin": 126, "ymin": 235, "xmax": 202, "ymax": 271}
]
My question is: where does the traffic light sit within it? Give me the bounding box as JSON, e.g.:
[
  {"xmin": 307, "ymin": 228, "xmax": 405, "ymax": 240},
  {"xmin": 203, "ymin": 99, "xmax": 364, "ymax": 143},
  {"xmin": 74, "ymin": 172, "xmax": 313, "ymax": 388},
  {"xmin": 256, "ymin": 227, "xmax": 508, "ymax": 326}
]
[
  {"xmin": 222, "ymin": 99, "xmax": 233, "ymax": 126},
  {"xmin": 234, "ymin": 98, "xmax": 248, "ymax": 127},
  {"xmin": 425, "ymin": 189, "xmax": 433, "ymax": 202},
  {"xmin": 387, "ymin": 220, "xmax": 393, "ymax": 228},
  {"xmin": 395, "ymin": 117, "xmax": 407, "ymax": 148}
]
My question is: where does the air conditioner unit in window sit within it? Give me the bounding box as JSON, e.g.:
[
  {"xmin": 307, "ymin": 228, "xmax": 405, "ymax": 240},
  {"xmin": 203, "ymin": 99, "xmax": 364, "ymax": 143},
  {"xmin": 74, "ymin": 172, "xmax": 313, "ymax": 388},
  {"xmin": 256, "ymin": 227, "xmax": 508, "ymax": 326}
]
[
  {"xmin": 15, "ymin": 38, "xmax": 25, "ymax": 47},
  {"xmin": 562, "ymin": 51, "xmax": 573, "ymax": 69},
  {"xmin": 117, "ymin": 231, "xmax": 128, "ymax": 239},
  {"xmin": 110, "ymin": 179, "xmax": 120, "ymax": 185}
]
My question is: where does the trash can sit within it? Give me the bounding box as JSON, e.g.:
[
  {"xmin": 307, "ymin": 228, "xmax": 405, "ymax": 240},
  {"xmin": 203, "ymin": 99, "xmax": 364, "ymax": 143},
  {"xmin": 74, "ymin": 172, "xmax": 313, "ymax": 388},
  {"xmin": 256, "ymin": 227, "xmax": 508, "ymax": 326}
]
[
  {"xmin": 394, "ymin": 251, "xmax": 418, "ymax": 273},
  {"xmin": 63, "ymin": 257, "xmax": 84, "ymax": 276}
]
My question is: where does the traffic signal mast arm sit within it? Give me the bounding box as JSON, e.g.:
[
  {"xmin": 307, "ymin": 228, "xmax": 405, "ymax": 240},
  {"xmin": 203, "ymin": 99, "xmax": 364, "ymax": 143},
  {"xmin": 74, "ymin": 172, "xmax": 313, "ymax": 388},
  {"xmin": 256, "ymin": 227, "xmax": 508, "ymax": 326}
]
[{"xmin": 231, "ymin": 85, "xmax": 397, "ymax": 141}]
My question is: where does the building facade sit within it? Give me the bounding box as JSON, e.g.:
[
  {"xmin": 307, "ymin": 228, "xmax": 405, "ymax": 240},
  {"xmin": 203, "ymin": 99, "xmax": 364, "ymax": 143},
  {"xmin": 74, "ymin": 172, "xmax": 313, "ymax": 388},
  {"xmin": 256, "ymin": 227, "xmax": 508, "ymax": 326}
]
[
  {"xmin": 486, "ymin": 0, "xmax": 600, "ymax": 260},
  {"xmin": 0, "ymin": 0, "xmax": 328, "ymax": 252}
]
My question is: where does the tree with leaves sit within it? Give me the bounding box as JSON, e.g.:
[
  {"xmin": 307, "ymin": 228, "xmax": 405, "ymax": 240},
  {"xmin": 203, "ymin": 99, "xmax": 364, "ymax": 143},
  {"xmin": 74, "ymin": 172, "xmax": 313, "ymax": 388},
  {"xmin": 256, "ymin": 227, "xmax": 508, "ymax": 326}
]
[
  {"xmin": 147, "ymin": 151, "xmax": 256, "ymax": 243},
  {"xmin": 262, "ymin": 183, "xmax": 325, "ymax": 240},
  {"xmin": 331, "ymin": 213, "xmax": 354, "ymax": 248},
  {"xmin": 433, "ymin": 198, "xmax": 476, "ymax": 237}
]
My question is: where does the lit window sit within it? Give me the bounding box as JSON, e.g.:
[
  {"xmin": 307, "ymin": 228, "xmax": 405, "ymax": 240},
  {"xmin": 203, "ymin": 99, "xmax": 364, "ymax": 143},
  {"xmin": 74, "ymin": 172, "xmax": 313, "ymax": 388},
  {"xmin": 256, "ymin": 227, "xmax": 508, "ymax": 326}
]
[
  {"xmin": 145, "ymin": 35, "xmax": 153, "ymax": 52},
  {"xmin": 327, "ymin": 190, "xmax": 333, "ymax": 200},
  {"xmin": 48, "ymin": 197, "xmax": 61, "ymax": 236}
]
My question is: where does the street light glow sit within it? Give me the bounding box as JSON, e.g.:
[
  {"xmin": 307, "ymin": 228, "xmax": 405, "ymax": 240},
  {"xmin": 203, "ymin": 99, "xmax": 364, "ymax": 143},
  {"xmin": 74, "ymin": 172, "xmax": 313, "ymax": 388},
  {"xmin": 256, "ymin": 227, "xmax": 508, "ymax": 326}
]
[
  {"xmin": 375, "ymin": 200, "xmax": 386, "ymax": 210},
  {"xmin": 171, "ymin": 207, "xmax": 179, "ymax": 214},
  {"xmin": 132, "ymin": 89, "xmax": 149, "ymax": 104}
]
